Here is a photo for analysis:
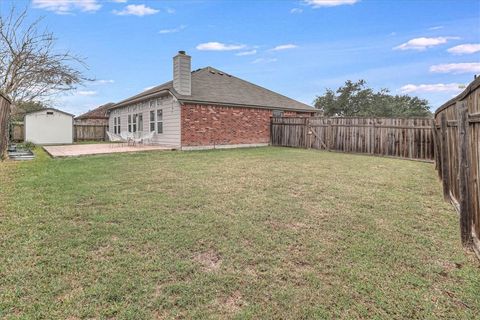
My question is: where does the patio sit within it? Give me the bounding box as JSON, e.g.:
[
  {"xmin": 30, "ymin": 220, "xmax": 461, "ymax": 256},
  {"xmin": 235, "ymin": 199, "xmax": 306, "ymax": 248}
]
[{"xmin": 43, "ymin": 143, "xmax": 175, "ymax": 158}]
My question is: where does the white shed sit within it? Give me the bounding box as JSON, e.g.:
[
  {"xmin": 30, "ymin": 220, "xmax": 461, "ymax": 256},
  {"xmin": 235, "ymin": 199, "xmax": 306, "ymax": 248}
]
[{"xmin": 24, "ymin": 108, "xmax": 74, "ymax": 145}]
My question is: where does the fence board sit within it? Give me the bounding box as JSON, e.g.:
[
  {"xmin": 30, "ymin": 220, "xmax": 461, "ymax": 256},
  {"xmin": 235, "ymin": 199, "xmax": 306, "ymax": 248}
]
[
  {"xmin": 271, "ymin": 116, "xmax": 434, "ymax": 161},
  {"xmin": 0, "ymin": 93, "xmax": 12, "ymax": 160},
  {"xmin": 433, "ymin": 76, "xmax": 480, "ymax": 256},
  {"xmin": 74, "ymin": 125, "xmax": 108, "ymax": 141}
]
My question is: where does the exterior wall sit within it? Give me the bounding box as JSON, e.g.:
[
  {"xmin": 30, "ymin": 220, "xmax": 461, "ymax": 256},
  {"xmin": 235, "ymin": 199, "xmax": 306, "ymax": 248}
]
[
  {"xmin": 180, "ymin": 104, "xmax": 312, "ymax": 147},
  {"xmin": 108, "ymin": 95, "xmax": 181, "ymax": 147},
  {"xmin": 25, "ymin": 110, "xmax": 73, "ymax": 145},
  {"xmin": 75, "ymin": 118, "xmax": 108, "ymax": 126}
]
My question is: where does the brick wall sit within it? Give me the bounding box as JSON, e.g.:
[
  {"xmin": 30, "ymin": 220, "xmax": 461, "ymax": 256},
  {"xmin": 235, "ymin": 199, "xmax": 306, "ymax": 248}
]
[{"xmin": 181, "ymin": 103, "xmax": 311, "ymax": 147}]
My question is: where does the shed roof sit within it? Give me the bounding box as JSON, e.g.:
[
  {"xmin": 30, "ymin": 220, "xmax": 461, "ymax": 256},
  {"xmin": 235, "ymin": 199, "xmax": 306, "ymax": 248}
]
[
  {"xmin": 111, "ymin": 67, "xmax": 315, "ymax": 112},
  {"xmin": 25, "ymin": 108, "xmax": 74, "ymax": 118}
]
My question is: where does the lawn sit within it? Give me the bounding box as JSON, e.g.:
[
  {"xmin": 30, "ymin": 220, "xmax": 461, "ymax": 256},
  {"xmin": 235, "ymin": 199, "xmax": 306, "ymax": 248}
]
[{"xmin": 0, "ymin": 147, "xmax": 478, "ymax": 319}]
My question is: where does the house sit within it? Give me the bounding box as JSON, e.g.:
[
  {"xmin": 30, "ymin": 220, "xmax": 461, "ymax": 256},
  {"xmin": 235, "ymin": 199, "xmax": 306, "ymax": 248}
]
[
  {"xmin": 25, "ymin": 108, "xmax": 74, "ymax": 145},
  {"xmin": 108, "ymin": 51, "xmax": 315, "ymax": 150},
  {"xmin": 75, "ymin": 102, "xmax": 114, "ymax": 126}
]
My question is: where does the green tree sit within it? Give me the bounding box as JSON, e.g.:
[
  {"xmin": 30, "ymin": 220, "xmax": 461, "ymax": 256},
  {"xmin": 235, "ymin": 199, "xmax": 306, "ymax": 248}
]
[
  {"xmin": 10, "ymin": 101, "xmax": 47, "ymax": 122},
  {"xmin": 314, "ymin": 80, "xmax": 432, "ymax": 117}
]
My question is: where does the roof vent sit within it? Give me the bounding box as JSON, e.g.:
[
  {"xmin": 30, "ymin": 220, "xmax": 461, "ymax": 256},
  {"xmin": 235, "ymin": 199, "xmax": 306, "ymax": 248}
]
[{"xmin": 178, "ymin": 50, "xmax": 186, "ymax": 55}]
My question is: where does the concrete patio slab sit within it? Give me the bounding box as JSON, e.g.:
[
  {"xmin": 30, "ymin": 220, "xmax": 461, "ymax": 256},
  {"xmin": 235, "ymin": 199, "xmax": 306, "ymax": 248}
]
[{"xmin": 43, "ymin": 144, "xmax": 175, "ymax": 158}]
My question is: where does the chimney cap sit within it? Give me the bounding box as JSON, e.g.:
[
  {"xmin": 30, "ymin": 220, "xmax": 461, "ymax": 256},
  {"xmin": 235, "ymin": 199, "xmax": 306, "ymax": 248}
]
[{"xmin": 178, "ymin": 50, "xmax": 186, "ymax": 55}]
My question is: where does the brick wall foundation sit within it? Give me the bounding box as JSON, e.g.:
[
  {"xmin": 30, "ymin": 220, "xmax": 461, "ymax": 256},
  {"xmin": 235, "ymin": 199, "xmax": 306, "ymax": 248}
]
[{"xmin": 181, "ymin": 104, "xmax": 311, "ymax": 147}]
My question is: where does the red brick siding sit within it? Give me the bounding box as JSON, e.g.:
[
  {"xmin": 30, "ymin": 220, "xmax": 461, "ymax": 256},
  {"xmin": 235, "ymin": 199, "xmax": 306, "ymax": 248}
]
[{"xmin": 181, "ymin": 104, "xmax": 311, "ymax": 147}]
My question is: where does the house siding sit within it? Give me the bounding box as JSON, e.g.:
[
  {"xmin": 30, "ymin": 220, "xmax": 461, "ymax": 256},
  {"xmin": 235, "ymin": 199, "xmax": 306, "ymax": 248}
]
[
  {"xmin": 180, "ymin": 103, "xmax": 312, "ymax": 147},
  {"xmin": 108, "ymin": 95, "xmax": 181, "ymax": 147}
]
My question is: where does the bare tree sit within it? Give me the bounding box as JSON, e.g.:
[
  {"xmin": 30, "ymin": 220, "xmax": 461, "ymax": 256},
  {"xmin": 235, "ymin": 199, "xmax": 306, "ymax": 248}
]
[
  {"xmin": 0, "ymin": 6, "xmax": 88, "ymax": 159},
  {"xmin": 0, "ymin": 6, "xmax": 88, "ymax": 103}
]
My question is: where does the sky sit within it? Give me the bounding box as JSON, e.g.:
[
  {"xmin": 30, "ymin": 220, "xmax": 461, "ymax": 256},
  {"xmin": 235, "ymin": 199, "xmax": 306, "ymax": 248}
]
[{"xmin": 1, "ymin": 0, "xmax": 479, "ymax": 116}]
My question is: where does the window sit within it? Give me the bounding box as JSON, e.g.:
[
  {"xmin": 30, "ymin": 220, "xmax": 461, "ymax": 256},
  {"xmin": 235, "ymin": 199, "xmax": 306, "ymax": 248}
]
[
  {"xmin": 150, "ymin": 100, "xmax": 155, "ymax": 109},
  {"xmin": 157, "ymin": 109, "xmax": 163, "ymax": 134},
  {"xmin": 150, "ymin": 110, "xmax": 155, "ymax": 132},
  {"xmin": 138, "ymin": 113, "xmax": 143, "ymax": 132},
  {"xmin": 132, "ymin": 114, "xmax": 137, "ymax": 132},
  {"xmin": 113, "ymin": 117, "xmax": 121, "ymax": 134},
  {"xmin": 272, "ymin": 110, "xmax": 284, "ymax": 117},
  {"xmin": 128, "ymin": 115, "xmax": 132, "ymax": 132}
]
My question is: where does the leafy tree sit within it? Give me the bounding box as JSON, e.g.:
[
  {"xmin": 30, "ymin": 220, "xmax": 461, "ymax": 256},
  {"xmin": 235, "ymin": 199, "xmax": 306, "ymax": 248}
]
[{"xmin": 314, "ymin": 80, "xmax": 432, "ymax": 117}]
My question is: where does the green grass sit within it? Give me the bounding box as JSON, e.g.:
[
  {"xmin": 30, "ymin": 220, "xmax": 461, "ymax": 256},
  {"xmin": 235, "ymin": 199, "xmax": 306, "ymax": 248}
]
[{"xmin": 0, "ymin": 147, "xmax": 478, "ymax": 319}]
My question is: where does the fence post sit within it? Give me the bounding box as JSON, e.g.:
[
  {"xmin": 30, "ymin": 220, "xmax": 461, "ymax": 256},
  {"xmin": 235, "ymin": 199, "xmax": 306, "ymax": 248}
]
[
  {"xmin": 0, "ymin": 93, "xmax": 12, "ymax": 160},
  {"xmin": 432, "ymin": 120, "xmax": 441, "ymax": 179},
  {"xmin": 305, "ymin": 117, "xmax": 310, "ymax": 149},
  {"xmin": 440, "ymin": 113, "xmax": 450, "ymax": 201},
  {"xmin": 456, "ymin": 101, "xmax": 473, "ymax": 247}
]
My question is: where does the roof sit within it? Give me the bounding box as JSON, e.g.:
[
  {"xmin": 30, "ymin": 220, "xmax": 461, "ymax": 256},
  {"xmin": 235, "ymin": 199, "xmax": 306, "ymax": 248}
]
[
  {"xmin": 111, "ymin": 67, "xmax": 315, "ymax": 112},
  {"xmin": 75, "ymin": 102, "xmax": 114, "ymax": 119},
  {"xmin": 435, "ymin": 76, "xmax": 480, "ymax": 116},
  {"xmin": 25, "ymin": 108, "xmax": 74, "ymax": 118}
]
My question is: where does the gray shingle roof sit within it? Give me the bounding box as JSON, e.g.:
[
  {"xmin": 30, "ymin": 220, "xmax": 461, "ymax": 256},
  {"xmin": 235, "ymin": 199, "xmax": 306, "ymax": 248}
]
[
  {"xmin": 75, "ymin": 102, "xmax": 114, "ymax": 119},
  {"xmin": 111, "ymin": 67, "xmax": 314, "ymax": 112}
]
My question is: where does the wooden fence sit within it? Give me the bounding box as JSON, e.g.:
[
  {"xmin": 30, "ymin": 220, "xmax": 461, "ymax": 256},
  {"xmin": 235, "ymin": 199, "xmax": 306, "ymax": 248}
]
[
  {"xmin": 433, "ymin": 77, "xmax": 480, "ymax": 256},
  {"xmin": 271, "ymin": 117, "xmax": 434, "ymax": 161},
  {"xmin": 0, "ymin": 93, "xmax": 12, "ymax": 160},
  {"xmin": 10, "ymin": 123, "xmax": 108, "ymax": 142},
  {"xmin": 74, "ymin": 124, "xmax": 108, "ymax": 141}
]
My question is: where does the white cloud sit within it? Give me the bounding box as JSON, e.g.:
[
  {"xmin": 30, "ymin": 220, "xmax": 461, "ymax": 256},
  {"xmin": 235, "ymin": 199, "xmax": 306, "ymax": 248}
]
[
  {"xmin": 304, "ymin": 0, "xmax": 359, "ymax": 8},
  {"xmin": 430, "ymin": 62, "xmax": 480, "ymax": 74},
  {"xmin": 400, "ymin": 83, "xmax": 465, "ymax": 94},
  {"xmin": 77, "ymin": 90, "xmax": 97, "ymax": 96},
  {"xmin": 166, "ymin": 8, "xmax": 176, "ymax": 14},
  {"xmin": 111, "ymin": 0, "xmax": 127, "ymax": 3},
  {"xmin": 290, "ymin": 8, "xmax": 303, "ymax": 14},
  {"xmin": 33, "ymin": 0, "xmax": 101, "ymax": 14},
  {"xmin": 196, "ymin": 42, "xmax": 246, "ymax": 51},
  {"xmin": 113, "ymin": 4, "xmax": 159, "ymax": 16},
  {"xmin": 394, "ymin": 37, "xmax": 458, "ymax": 51},
  {"xmin": 92, "ymin": 79, "xmax": 115, "ymax": 85},
  {"xmin": 236, "ymin": 50, "xmax": 257, "ymax": 56},
  {"xmin": 252, "ymin": 58, "xmax": 278, "ymax": 64},
  {"xmin": 159, "ymin": 25, "xmax": 186, "ymax": 34},
  {"xmin": 428, "ymin": 26, "xmax": 444, "ymax": 30},
  {"xmin": 272, "ymin": 44, "xmax": 298, "ymax": 51},
  {"xmin": 447, "ymin": 43, "xmax": 480, "ymax": 55}
]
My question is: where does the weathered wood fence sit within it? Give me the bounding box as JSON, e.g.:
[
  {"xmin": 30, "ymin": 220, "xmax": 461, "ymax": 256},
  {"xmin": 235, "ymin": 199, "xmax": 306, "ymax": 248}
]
[
  {"xmin": 271, "ymin": 117, "xmax": 434, "ymax": 160},
  {"xmin": 10, "ymin": 123, "xmax": 108, "ymax": 142},
  {"xmin": 0, "ymin": 93, "xmax": 12, "ymax": 160},
  {"xmin": 73, "ymin": 124, "xmax": 108, "ymax": 141},
  {"xmin": 433, "ymin": 77, "xmax": 480, "ymax": 255}
]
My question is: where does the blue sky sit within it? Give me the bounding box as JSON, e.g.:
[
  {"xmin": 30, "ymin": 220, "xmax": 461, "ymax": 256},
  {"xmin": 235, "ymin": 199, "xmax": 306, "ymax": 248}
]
[{"xmin": 2, "ymin": 0, "xmax": 479, "ymax": 115}]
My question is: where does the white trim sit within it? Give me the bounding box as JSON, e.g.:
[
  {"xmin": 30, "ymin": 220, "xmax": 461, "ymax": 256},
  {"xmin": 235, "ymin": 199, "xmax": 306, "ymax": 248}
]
[{"xmin": 181, "ymin": 143, "xmax": 268, "ymax": 151}]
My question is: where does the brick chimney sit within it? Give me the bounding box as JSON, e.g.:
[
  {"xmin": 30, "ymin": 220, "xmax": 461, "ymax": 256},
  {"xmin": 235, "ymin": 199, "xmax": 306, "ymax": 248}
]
[{"xmin": 173, "ymin": 50, "xmax": 191, "ymax": 96}]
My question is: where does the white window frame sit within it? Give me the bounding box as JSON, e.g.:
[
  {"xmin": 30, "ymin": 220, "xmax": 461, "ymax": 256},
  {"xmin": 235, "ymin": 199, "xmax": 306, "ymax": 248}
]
[{"xmin": 149, "ymin": 110, "xmax": 155, "ymax": 133}]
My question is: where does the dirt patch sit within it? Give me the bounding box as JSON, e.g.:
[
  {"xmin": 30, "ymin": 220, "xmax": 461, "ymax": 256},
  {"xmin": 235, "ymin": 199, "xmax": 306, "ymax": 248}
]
[
  {"xmin": 194, "ymin": 250, "xmax": 222, "ymax": 272},
  {"xmin": 216, "ymin": 291, "xmax": 245, "ymax": 314}
]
